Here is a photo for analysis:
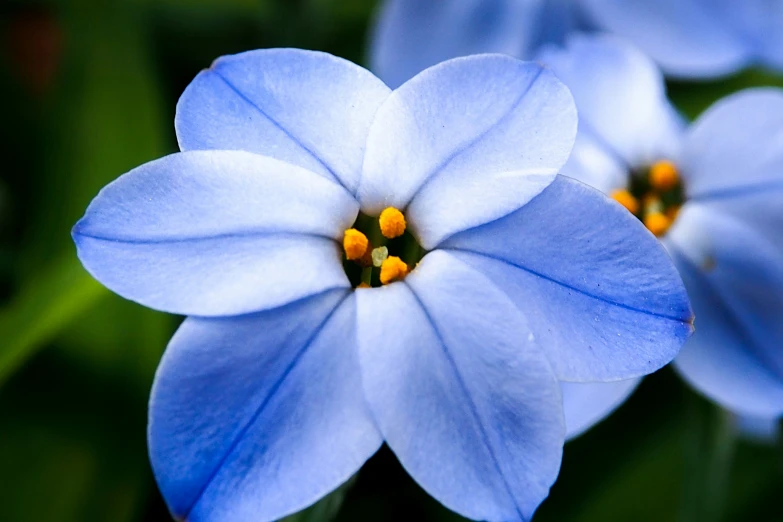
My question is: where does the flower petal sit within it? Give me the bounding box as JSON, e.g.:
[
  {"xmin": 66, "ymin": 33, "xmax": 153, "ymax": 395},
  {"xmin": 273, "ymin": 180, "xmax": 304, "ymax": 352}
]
[
  {"xmin": 582, "ymin": 0, "xmax": 752, "ymax": 78},
  {"xmin": 666, "ymin": 204, "xmax": 783, "ymax": 416},
  {"xmin": 682, "ymin": 89, "xmax": 783, "ymax": 200},
  {"xmin": 175, "ymin": 48, "xmax": 391, "ymax": 193},
  {"xmin": 370, "ymin": 0, "xmax": 542, "ymax": 89},
  {"xmin": 356, "ymin": 250, "xmax": 564, "ymax": 522},
  {"xmin": 561, "ymin": 378, "xmax": 641, "ymax": 440},
  {"xmin": 360, "ymin": 55, "xmax": 576, "ymax": 249},
  {"xmin": 442, "ymin": 175, "xmax": 693, "ymax": 381},
  {"xmin": 736, "ymin": 415, "xmax": 780, "ymax": 443},
  {"xmin": 538, "ymin": 34, "xmax": 685, "ymax": 186},
  {"xmin": 670, "ymin": 254, "xmax": 783, "ymax": 418},
  {"xmin": 73, "ymin": 150, "xmax": 356, "ymax": 316},
  {"xmin": 149, "ymin": 289, "xmax": 382, "ymax": 522},
  {"xmin": 750, "ymin": 2, "xmax": 783, "ymax": 69}
]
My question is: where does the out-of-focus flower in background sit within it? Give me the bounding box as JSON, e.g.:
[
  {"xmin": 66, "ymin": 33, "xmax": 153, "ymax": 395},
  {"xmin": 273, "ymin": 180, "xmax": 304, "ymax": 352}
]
[
  {"xmin": 371, "ymin": 0, "xmax": 593, "ymax": 88},
  {"xmin": 540, "ymin": 34, "xmax": 783, "ymax": 426},
  {"xmin": 73, "ymin": 48, "xmax": 693, "ymax": 521},
  {"xmin": 581, "ymin": 0, "xmax": 783, "ymax": 79},
  {"xmin": 371, "ymin": 0, "xmax": 783, "ymax": 88}
]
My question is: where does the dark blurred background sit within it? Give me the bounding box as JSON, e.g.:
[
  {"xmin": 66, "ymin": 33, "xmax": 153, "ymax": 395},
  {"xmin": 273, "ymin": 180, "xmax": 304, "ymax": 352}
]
[{"xmin": 0, "ymin": 1, "xmax": 780, "ymax": 521}]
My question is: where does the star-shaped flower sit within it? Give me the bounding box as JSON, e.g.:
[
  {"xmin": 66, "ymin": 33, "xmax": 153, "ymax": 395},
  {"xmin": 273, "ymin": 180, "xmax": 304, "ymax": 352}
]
[
  {"xmin": 540, "ymin": 34, "xmax": 783, "ymax": 420},
  {"xmin": 73, "ymin": 49, "xmax": 692, "ymax": 522}
]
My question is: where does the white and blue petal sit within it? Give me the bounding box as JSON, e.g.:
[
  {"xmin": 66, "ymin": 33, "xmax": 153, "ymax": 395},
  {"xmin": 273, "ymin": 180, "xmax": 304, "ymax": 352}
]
[
  {"xmin": 175, "ymin": 48, "xmax": 391, "ymax": 193},
  {"xmin": 581, "ymin": 0, "xmax": 753, "ymax": 78},
  {"xmin": 538, "ymin": 34, "xmax": 685, "ymax": 191},
  {"xmin": 359, "ymin": 55, "xmax": 576, "ymax": 249},
  {"xmin": 681, "ymin": 89, "xmax": 783, "ymax": 202},
  {"xmin": 356, "ymin": 250, "xmax": 564, "ymax": 522},
  {"xmin": 149, "ymin": 289, "xmax": 382, "ymax": 522},
  {"xmin": 562, "ymin": 378, "xmax": 641, "ymax": 439},
  {"xmin": 73, "ymin": 150, "xmax": 356, "ymax": 317},
  {"xmin": 748, "ymin": 2, "xmax": 783, "ymax": 70},
  {"xmin": 701, "ymin": 0, "xmax": 783, "ymax": 71},
  {"xmin": 442, "ymin": 175, "xmax": 693, "ymax": 382},
  {"xmin": 666, "ymin": 206, "xmax": 783, "ymax": 417}
]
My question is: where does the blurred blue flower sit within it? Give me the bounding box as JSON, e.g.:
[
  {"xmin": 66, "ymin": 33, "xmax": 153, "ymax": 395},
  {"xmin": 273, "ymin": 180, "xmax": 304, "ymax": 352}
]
[
  {"xmin": 581, "ymin": 0, "xmax": 783, "ymax": 78},
  {"xmin": 371, "ymin": 0, "xmax": 594, "ymax": 88},
  {"xmin": 371, "ymin": 0, "xmax": 783, "ymax": 90},
  {"xmin": 72, "ymin": 49, "xmax": 692, "ymax": 522},
  {"xmin": 540, "ymin": 34, "xmax": 783, "ymax": 422}
]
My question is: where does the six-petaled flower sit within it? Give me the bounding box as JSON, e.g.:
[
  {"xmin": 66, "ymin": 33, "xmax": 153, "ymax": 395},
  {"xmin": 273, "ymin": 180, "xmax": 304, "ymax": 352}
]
[{"xmin": 72, "ymin": 49, "xmax": 693, "ymax": 521}]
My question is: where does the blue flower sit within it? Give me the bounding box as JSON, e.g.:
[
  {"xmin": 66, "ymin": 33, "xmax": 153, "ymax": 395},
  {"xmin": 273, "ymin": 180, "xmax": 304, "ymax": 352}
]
[
  {"xmin": 371, "ymin": 0, "xmax": 593, "ymax": 88},
  {"xmin": 581, "ymin": 0, "xmax": 783, "ymax": 78},
  {"xmin": 540, "ymin": 34, "xmax": 783, "ymax": 421},
  {"xmin": 72, "ymin": 49, "xmax": 692, "ymax": 522},
  {"xmin": 371, "ymin": 0, "xmax": 783, "ymax": 89}
]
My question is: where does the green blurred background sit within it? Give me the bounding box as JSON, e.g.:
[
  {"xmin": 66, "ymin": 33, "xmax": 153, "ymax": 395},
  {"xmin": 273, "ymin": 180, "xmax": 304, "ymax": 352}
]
[{"xmin": 0, "ymin": 1, "xmax": 780, "ymax": 521}]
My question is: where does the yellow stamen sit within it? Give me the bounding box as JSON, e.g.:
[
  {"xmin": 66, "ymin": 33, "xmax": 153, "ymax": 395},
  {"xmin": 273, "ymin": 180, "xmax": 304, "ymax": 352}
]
[
  {"xmin": 356, "ymin": 282, "xmax": 371, "ymax": 289},
  {"xmin": 379, "ymin": 207, "xmax": 406, "ymax": 238},
  {"xmin": 343, "ymin": 228, "xmax": 369, "ymax": 261},
  {"xmin": 650, "ymin": 160, "xmax": 679, "ymax": 191},
  {"xmin": 644, "ymin": 212, "xmax": 672, "ymax": 237},
  {"xmin": 380, "ymin": 256, "xmax": 408, "ymax": 285},
  {"xmin": 610, "ymin": 189, "xmax": 639, "ymax": 215}
]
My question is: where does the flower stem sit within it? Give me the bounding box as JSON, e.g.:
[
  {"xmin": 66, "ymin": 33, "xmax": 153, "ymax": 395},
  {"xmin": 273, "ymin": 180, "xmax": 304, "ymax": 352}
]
[{"xmin": 680, "ymin": 394, "xmax": 737, "ymax": 522}]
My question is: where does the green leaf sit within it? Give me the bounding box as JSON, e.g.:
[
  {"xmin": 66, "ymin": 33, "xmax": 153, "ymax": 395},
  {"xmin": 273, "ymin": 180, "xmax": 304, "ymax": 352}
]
[
  {"xmin": 0, "ymin": 353, "xmax": 152, "ymax": 522},
  {"xmin": 25, "ymin": 3, "xmax": 169, "ymax": 273},
  {"xmin": 0, "ymin": 3, "xmax": 173, "ymax": 387},
  {"xmin": 669, "ymin": 68, "xmax": 783, "ymax": 121},
  {"xmin": 0, "ymin": 254, "xmax": 107, "ymax": 386}
]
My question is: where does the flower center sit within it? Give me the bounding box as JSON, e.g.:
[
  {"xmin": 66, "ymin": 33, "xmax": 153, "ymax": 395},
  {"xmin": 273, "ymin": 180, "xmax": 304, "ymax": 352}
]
[
  {"xmin": 342, "ymin": 207, "xmax": 425, "ymax": 288},
  {"xmin": 611, "ymin": 159, "xmax": 685, "ymax": 237}
]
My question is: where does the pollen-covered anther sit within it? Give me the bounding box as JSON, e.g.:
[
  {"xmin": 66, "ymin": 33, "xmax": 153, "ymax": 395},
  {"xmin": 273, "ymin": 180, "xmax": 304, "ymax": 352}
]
[
  {"xmin": 380, "ymin": 256, "xmax": 408, "ymax": 285},
  {"xmin": 610, "ymin": 189, "xmax": 639, "ymax": 215},
  {"xmin": 379, "ymin": 207, "xmax": 406, "ymax": 238},
  {"xmin": 343, "ymin": 228, "xmax": 369, "ymax": 261},
  {"xmin": 644, "ymin": 212, "xmax": 672, "ymax": 237},
  {"xmin": 649, "ymin": 160, "xmax": 679, "ymax": 191}
]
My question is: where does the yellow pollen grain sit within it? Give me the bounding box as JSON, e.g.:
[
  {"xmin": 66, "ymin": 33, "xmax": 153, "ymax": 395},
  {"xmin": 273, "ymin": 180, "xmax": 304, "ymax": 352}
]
[
  {"xmin": 610, "ymin": 189, "xmax": 639, "ymax": 215},
  {"xmin": 380, "ymin": 256, "xmax": 408, "ymax": 285},
  {"xmin": 379, "ymin": 207, "xmax": 406, "ymax": 238},
  {"xmin": 644, "ymin": 212, "xmax": 672, "ymax": 237},
  {"xmin": 343, "ymin": 228, "xmax": 369, "ymax": 261},
  {"xmin": 650, "ymin": 160, "xmax": 679, "ymax": 191}
]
